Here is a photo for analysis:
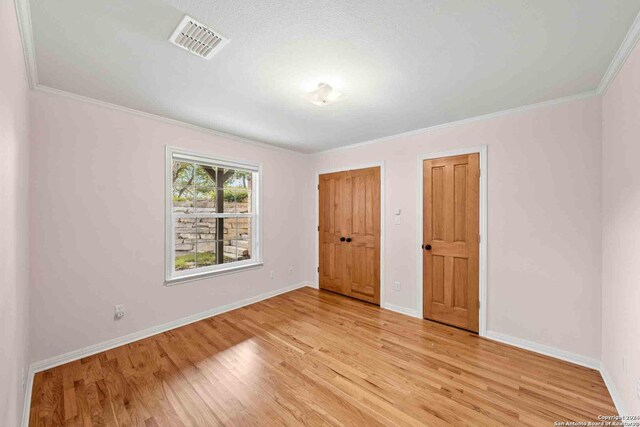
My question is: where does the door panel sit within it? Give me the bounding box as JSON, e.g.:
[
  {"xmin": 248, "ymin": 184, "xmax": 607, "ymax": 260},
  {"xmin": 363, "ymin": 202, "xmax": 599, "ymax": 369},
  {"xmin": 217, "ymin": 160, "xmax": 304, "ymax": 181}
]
[
  {"xmin": 319, "ymin": 167, "xmax": 380, "ymax": 305},
  {"xmin": 423, "ymin": 154, "xmax": 479, "ymax": 332},
  {"xmin": 319, "ymin": 172, "xmax": 347, "ymax": 294},
  {"xmin": 345, "ymin": 167, "xmax": 380, "ymax": 304}
]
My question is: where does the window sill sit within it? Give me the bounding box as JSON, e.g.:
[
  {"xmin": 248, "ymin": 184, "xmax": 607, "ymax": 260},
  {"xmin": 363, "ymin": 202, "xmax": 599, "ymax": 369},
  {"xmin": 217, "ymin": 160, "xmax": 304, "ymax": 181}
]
[{"xmin": 165, "ymin": 262, "xmax": 264, "ymax": 286}]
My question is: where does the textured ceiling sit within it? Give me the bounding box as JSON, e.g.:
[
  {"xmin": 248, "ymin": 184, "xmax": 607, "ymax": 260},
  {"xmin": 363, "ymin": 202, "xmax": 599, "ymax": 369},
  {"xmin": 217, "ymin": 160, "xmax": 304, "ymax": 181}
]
[{"xmin": 30, "ymin": 0, "xmax": 640, "ymax": 152}]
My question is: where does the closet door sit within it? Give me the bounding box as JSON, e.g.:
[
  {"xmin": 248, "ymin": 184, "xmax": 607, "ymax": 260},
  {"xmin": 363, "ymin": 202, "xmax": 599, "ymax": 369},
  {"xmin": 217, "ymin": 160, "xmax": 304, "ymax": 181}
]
[
  {"xmin": 344, "ymin": 167, "xmax": 381, "ymax": 304},
  {"xmin": 319, "ymin": 171, "xmax": 348, "ymax": 294},
  {"xmin": 318, "ymin": 167, "xmax": 380, "ymax": 305}
]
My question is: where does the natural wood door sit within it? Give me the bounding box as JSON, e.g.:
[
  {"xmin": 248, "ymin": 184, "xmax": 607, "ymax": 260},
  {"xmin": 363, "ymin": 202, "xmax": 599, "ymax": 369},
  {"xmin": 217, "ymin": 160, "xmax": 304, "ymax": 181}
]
[
  {"xmin": 319, "ymin": 171, "xmax": 348, "ymax": 295},
  {"xmin": 319, "ymin": 167, "xmax": 380, "ymax": 304},
  {"xmin": 423, "ymin": 154, "xmax": 479, "ymax": 332},
  {"xmin": 344, "ymin": 167, "xmax": 381, "ymax": 304}
]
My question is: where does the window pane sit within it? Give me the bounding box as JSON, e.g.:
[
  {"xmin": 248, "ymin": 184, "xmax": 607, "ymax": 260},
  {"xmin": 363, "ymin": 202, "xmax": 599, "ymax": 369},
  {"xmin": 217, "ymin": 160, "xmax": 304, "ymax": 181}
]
[
  {"xmin": 220, "ymin": 217, "xmax": 234, "ymax": 263},
  {"xmin": 237, "ymin": 218, "xmax": 252, "ymax": 260},
  {"xmin": 175, "ymin": 218, "xmax": 197, "ymax": 240},
  {"xmin": 195, "ymin": 165, "xmax": 216, "ymax": 187},
  {"xmin": 223, "ymin": 238, "xmax": 237, "ymax": 263},
  {"xmin": 173, "ymin": 161, "xmax": 194, "ymax": 186},
  {"xmin": 226, "ymin": 171, "xmax": 252, "ymax": 191},
  {"xmin": 195, "ymin": 164, "xmax": 217, "ymax": 215},
  {"xmin": 227, "ymin": 218, "xmax": 252, "ymax": 262},
  {"xmin": 196, "ymin": 219, "xmax": 217, "ymax": 267},
  {"xmin": 173, "ymin": 188, "xmax": 195, "ymax": 213},
  {"xmin": 223, "ymin": 218, "xmax": 239, "ymax": 240},
  {"xmin": 237, "ymin": 190, "xmax": 251, "ymax": 213},
  {"xmin": 195, "ymin": 187, "xmax": 217, "ymax": 213},
  {"xmin": 219, "ymin": 168, "xmax": 236, "ymax": 189},
  {"xmin": 237, "ymin": 239, "xmax": 251, "ymax": 261},
  {"xmin": 173, "ymin": 161, "xmax": 195, "ymax": 213},
  {"xmin": 223, "ymin": 189, "xmax": 236, "ymax": 213},
  {"xmin": 197, "ymin": 218, "xmax": 217, "ymax": 240},
  {"xmin": 175, "ymin": 217, "xmax": 196, "ymax": 271},
  {"xmin": 237, "ymin": 217, "xmax": 251, "ymax": 241},
  {"xmin": 196, "ymin": 235, "xmax": 217, "ymax": 268}
]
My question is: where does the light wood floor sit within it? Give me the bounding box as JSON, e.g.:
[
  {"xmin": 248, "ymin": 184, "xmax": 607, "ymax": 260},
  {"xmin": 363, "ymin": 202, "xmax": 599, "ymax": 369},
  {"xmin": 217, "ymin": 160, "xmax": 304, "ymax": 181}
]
[{"xmin": 29, "ymin": 287, "xmax": 615, "ymax": 426}]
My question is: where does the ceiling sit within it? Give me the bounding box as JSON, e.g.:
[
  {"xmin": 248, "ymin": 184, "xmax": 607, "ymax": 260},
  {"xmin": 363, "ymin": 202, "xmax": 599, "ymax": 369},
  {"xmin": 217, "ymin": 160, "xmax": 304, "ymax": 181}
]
[{"xmin": 28, "ymin": 0, "xmax": 640, "ymax": 152}]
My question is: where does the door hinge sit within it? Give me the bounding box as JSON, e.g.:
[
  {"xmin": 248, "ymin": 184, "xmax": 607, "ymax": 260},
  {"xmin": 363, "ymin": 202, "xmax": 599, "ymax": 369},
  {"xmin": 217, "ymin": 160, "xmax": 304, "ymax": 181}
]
[
  {"xmin": 317, "ymin": 225, "xmax": 320, "ymax": 231},
  {"xmin": 478, "ymin": 168, "xmax": 481, "ymax": 178},
  {"xmin": 318, "ymin": 184, "xmax": 320, "ymax": 190},
  {"xmin": 478, "ymin": 234, "xmax": 481, "ymax": 243},
  {"xmin": 317, "ymin": 267, "xmax": 319, "ymax": 272},
  {"xmin": 478, "ymin": 300, "xmax": 481, "ymax": 308}
]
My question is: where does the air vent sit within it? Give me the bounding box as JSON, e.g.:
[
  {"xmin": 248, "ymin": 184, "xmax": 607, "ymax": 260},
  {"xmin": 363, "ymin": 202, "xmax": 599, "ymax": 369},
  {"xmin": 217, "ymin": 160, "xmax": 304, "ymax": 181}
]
[{"xmin": 169, "ymin": 15, "xmax": 228, "ymax": 59}]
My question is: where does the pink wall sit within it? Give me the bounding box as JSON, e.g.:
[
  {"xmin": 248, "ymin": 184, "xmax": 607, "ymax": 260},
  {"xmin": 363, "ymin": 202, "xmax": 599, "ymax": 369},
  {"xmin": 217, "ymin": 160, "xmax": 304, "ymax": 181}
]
[
  {"xmin": 308, "ymin": 96, "xmax": 603, "ymax": 361},
  {"xmin": 602, "ymin": 40, "xmax": 640, "ymax": 415},
  {"xmin": 29, "ymin": 91, "xmax": 312, "ymax": 363},
  {"xmin": 0, "ymin": 0, "xmax": 31, "ymax": 425}
]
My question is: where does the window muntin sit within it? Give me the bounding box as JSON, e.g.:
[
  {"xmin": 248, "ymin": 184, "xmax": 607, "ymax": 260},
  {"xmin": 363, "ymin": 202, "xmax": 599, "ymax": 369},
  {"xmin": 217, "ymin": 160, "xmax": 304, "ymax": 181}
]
[{"xmin": 167, "ymin": 149, "xmax": 260, "ymax": 282}]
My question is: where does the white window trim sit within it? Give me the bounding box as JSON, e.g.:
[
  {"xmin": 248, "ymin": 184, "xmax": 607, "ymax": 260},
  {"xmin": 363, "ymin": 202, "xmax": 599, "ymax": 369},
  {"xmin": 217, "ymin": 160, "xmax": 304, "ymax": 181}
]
[{"xmin": 165, "ymin": 146, "xmax": 263, "ymax": 285}]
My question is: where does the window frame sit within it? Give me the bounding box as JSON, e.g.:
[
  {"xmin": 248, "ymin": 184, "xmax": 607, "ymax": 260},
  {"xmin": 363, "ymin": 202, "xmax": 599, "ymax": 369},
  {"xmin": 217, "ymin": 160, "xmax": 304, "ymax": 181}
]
[{"xmin": 165, "ymin": 146, "xmax": 263, "ymax": 284}]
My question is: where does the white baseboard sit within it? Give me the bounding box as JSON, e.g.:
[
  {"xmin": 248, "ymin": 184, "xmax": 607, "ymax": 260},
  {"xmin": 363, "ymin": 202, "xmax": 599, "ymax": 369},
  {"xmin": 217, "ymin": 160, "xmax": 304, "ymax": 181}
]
[
  {"xmin": 485, "ymin": 330, "xmax": 600, "ymax": 370},
  {"xmin": 21, "ymin": 282, "xmax": 310, "ymax": 426},
  {"xmin": 381, "ymin": 302, "xmax": 421, "ymax": 318},
  {"xmin": 600, "ymin": 365, "xmax": 626, "ymax": 416},
  {"xmin": 21, "ymin": 365, "xmax": 35, "ymax": 427}
]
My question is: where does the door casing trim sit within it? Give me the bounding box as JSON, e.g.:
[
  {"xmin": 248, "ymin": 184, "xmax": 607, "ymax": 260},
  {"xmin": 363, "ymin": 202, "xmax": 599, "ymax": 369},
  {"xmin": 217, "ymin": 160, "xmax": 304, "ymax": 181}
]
[
  {"xmin": 315, "ymin": 162, "xmax": 385, "ymax": 306},
  {"xmin": 417, "ymin": 146, "xmax": 487, "ymax": 336}
]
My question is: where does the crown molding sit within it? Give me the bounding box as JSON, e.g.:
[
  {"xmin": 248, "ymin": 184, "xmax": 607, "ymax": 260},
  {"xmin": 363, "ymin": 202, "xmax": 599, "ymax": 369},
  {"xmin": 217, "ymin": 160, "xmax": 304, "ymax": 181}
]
[
  {"xmin": 314, "ymin": 90, "xmax": 598, "ymax": 155},
  {"xmin": 13, "ymin": 0, "xmax": 37, "ymax": 88},
  {"xmin": 597, "ymin": 10, "xmax": 640, "ymax": 95}
]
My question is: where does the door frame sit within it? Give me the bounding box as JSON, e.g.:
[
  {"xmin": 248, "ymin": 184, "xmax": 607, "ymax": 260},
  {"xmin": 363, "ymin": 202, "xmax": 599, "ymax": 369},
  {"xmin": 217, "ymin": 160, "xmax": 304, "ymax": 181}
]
[
  {"xmin": 315, "ymin": 162, "xmax": 385, "ymax": 306},
  {"xmin": 417, "ymin": 146, "xmax": 487, "ymax": 336}
]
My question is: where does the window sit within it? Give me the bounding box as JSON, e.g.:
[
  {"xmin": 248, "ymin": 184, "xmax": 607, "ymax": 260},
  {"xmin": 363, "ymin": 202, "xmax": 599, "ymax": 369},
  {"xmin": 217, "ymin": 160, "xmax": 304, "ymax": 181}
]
[{"xmin": 166, "ymin": 147, "xmax": 261, "ymax": 283}]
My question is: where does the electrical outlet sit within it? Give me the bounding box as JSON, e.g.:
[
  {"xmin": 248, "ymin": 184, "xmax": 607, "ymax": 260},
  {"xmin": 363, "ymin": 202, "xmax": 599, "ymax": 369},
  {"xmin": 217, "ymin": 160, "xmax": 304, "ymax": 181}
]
[
  {"xmin": 288, "ymin": 267, "xmax": 294, "ymax": 274},
  {"xmin": 394, "ymin": 281, "xmax": 401, "ymax": 291},
  {"xmin": 21, "ymin": 367, "xmax": 25, "ymax": 390},
  {"xmin": 270, "ymin": 270, "xmax": 275, "ymax": 279},
  {"xmin": 114, "ymin": 304, "xmax": 125, "ymax": 319}
]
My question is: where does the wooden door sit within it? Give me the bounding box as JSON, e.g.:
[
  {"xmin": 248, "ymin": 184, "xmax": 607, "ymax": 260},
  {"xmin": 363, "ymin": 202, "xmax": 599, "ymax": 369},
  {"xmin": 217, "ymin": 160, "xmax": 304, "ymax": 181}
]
[
  {"xmin": 344, "ymin": 167, "xmax": 381, "ymax": 304},
  {"xmin": 423, "ymin": 154, "xmax": 479, "ymax": 332},
  {"xmin": 319, "ymin": 167, "xmax": 380, "ymax": 304},
  {"xmin": 319, "ymin": 171, "xmax": 348, "ymax": 295}
]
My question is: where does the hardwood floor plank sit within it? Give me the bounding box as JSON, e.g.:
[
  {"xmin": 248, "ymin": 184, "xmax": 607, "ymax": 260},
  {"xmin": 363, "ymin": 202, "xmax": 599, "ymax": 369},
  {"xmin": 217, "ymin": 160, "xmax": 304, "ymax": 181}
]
[{"xmin": 29, "ymin": 288, "xmax": 616, "ymax": 426}]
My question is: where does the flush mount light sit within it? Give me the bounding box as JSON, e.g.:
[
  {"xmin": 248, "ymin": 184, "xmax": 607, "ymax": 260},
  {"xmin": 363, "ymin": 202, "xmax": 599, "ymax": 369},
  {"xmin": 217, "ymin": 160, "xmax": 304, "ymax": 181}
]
[{"xmin": 303, "ymin": 82, "xmax": 342, "ymax": 106}]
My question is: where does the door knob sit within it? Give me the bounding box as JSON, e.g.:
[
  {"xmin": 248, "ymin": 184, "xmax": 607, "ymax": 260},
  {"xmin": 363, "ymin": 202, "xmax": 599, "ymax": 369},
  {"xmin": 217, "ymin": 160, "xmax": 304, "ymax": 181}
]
[
  {"xmin": 346, "ymin": 237, "xmax": 352, "ymax": 242},
  {"xmin": 424, "ymin": 244, "xmax": 432, "ymax": 250},
  {"xmin": 340, "ymin": 237, "xmax": 346, "ymax": 242}
]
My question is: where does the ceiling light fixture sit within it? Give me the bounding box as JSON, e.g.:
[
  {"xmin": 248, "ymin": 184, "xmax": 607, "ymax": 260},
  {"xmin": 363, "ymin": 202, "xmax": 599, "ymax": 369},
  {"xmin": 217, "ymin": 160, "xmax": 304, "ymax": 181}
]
[{"xmin": 303, "ymin": 82, "xmax": 342, "ymax": 106}]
